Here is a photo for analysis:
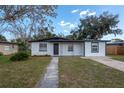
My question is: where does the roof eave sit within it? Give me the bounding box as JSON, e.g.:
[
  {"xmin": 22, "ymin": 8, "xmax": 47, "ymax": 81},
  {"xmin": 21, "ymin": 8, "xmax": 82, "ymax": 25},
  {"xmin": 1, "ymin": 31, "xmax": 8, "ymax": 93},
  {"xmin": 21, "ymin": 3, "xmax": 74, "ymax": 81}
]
[{"xmin": 29, "ymin": 40, "xmax": 110, "ymax": 43}]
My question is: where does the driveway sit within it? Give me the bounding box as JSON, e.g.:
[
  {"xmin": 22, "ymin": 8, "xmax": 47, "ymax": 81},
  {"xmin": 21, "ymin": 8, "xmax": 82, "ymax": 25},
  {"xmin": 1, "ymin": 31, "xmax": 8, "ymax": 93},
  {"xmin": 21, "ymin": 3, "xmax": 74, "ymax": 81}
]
[{"xmin": 81, "ymin": 56, "xmax": 124, "ymax": 72}]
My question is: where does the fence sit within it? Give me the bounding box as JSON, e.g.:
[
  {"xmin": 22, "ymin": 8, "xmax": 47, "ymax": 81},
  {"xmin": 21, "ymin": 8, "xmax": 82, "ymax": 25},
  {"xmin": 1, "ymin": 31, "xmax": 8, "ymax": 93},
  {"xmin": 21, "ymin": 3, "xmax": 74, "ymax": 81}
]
[{"xmin": 107, "ymin": 45, "xmax": 124, "ymax": 55}]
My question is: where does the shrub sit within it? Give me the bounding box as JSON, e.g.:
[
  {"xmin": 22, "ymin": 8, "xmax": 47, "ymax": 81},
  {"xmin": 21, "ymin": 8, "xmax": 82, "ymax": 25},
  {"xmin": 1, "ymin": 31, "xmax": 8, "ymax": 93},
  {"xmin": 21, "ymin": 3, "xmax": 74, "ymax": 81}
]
[
  {"xmin": 32, "ymin": 55, "xmax": 50, "ymax": 57},
  {"xmin": 0, "ymin": 52, "xmax": 3, "ymax": 56},
  {"xmin": 10, "ymin": 52, "xmax": 29, "ymax": 61},
  {"xmin": 44, "ymin": 54, "xmax": 51, "ymax": 57}
]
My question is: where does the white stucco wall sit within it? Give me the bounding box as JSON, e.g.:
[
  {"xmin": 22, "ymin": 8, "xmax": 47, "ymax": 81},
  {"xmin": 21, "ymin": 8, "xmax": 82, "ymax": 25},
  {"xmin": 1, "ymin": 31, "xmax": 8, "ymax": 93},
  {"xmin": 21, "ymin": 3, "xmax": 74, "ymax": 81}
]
[
  {"xmin": 84, "ymin": 42, "xmax": 106, "ymax": 56},
  {"xmin": 31, "ymin": 41, "xmax": 106, "ymax": 56},
  {"xmin": 31, "ymin": 42, "xmax": 53, "ymax": 56},
  {"xmin": 59, "ymin": 42, "xmax": 84, "ymax": 56},
  {"xmin": 31, "ymin": 42, "xmax": 84, "ymax": 56}
]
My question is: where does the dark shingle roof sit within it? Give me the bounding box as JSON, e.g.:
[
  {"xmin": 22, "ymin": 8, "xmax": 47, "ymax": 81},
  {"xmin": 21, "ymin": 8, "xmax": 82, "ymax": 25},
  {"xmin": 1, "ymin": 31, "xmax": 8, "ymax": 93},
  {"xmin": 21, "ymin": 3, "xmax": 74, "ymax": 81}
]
[
  {"xmin": 0, "ymin": 41, "xmax": 17, "ymax": 44},
  {"xmin": 29, "ymin": 37, "xmax": 109, "ymax": 42},
  {"xmin": 107, "ymin": 42, "xmax": 124, "ymax": 45}
]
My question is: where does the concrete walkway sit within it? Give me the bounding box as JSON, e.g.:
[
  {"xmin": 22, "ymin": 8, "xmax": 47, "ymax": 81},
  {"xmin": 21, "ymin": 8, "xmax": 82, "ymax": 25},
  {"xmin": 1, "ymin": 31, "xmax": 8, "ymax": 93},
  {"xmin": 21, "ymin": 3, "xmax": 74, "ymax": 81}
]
[
  {"xmin": 36, "ymin": 57, "xmax": 59, "ymax": 88},
  {"xmin": 81, "ymin": 56, "xmax": 124, "ymax": 72}
]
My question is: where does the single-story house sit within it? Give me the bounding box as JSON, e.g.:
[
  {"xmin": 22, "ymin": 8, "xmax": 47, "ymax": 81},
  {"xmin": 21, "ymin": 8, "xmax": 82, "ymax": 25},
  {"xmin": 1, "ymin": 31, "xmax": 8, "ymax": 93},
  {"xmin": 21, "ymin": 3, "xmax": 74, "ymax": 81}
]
[
  {"xmin": 0, "ymin": 41, "xmax": 18, "ymax": 55},
  {"xmin": 30, "ymin": 37, "xmax": 108, "ymax": 56},
  {"xmin": 107, "ymin": 42, "xmax": 124, "ymax": 55}
]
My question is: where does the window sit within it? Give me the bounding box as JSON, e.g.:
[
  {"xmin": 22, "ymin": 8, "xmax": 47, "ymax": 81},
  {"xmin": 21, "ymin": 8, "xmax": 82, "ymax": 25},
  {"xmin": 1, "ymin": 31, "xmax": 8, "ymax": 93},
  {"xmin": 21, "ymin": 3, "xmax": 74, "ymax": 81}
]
[
  {"xmin": 4, "ymin": 46, "xmax": 10, "ymax": 51},
  {"xmin": 91, "ymin": 42, "xmax": 99, "ymax": 53},
  {"xmin": 39, "ymin": 43, "xmax": 47, "ymax": 51},
  {"xmin": 68, "ymin": 44, "xmax": 73, "ymax": 52}
]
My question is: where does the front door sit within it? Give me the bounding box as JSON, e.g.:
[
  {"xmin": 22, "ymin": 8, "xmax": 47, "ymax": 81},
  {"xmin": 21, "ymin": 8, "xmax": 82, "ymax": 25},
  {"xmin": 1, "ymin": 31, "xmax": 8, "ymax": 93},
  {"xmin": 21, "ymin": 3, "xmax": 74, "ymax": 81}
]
[{"xmin": 53, "ymin": 43, "xmax": 59, "ymax": 55}]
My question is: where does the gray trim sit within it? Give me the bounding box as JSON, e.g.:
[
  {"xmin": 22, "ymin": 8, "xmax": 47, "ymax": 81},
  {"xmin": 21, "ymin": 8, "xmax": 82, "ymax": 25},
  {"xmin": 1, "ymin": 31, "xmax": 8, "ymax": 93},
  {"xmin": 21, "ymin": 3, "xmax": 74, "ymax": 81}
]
[
  {"xmin": 91, "ymin": 42, "xmax": 99, "ymax": 53},
  {"xmin": 105, "ymin": 42, "xmax": 107, "ymax": 56},
  {"xmin": 84, "ymin": 42, "xmax": 85, "ymax": 56}
]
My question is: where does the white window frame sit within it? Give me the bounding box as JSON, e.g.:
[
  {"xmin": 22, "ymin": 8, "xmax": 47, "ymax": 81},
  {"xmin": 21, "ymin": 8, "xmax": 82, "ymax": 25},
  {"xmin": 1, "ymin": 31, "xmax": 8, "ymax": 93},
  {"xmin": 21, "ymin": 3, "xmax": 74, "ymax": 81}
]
[
  {"xmin": 39, "ymin": 43, "xmax": 47, "ymax": 52},
  {"xmin": 68, "ymin": 44, "xmax": 73, "ymax": 52},
  {"xmin": 91, "ymin": 42, "xmax": 99, "ymax": 53}
]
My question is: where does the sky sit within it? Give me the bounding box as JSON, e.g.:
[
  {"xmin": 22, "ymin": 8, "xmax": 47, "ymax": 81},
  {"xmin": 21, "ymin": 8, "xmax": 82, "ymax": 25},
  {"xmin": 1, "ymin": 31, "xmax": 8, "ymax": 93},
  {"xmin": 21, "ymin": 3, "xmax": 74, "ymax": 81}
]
[
  {"xmin": 52, "ymin": 5, "xmax": 124, "ymax": 40},
  {"xmin": 3, "ymin": 5, "xmax": 124, "ymax": 40}
]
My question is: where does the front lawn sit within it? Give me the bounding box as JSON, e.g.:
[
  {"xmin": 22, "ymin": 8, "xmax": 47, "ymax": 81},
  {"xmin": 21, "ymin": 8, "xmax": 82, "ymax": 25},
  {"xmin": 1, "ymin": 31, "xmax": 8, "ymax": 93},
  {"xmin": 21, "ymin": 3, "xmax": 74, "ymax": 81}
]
[
  {"xmin": 109, "ymin": 55, "xmax": 124, "ymax": 62},
  {"xmin": 0, "ymin": 56, "xmax": 51, "ymax": 88},
  {"xmin": 0, "ymin": 55, "xmax": 10, "ymax": 63},
  {"xmin": 59, "ymin": 57, "xmax": 124, "ymax": 88}
]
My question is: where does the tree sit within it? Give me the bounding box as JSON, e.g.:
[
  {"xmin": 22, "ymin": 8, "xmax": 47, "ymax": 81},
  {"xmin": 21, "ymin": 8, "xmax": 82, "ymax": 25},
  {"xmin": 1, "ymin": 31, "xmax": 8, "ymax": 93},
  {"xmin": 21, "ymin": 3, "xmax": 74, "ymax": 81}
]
[
  {"xmin": 0, "ymin": 5, "xmax": 57, "ymax": 41},
  {"xmin": 0, "ymin": 34, "xmax": 7, "ymax": 41},
  {"xmin": 57, "ymin": 33, "xmax": 65, "ymax": 38},
  {"xmin": 32, "ymin": 27, "xmax": 57, "ymax": 40},
  {"xmin": 0, "ymin": 6, "xmax": 57, "ymax": 52},
  {"xmin": 71, "ymin": 12, "xmax": 122, "ymax": 40},
  {"xmin": 11, "ymin": 38, "xmax": 29, "ymax": 52},
  {"xmin": 32, "ymin": 28, "xmax": 67, "ymax": 40},
  {"xmin": 66, "ymin": 34, "xmax": 76, "ymax": 40}
]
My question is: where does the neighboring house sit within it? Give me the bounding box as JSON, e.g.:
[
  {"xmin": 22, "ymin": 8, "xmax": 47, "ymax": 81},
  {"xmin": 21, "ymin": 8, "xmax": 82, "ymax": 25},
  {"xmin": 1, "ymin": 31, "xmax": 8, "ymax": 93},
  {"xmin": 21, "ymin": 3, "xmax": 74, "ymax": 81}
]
[
  {"xmin": 30, "ymin": 37, "xmax": 108, "ymax": 56},
  {"xmin": 107, "ymin": 42, "xmax": 124, "ymax": 55},
  {"xmin": 0, "ymin": 41, "xmax": 18, "ymax": 55}
]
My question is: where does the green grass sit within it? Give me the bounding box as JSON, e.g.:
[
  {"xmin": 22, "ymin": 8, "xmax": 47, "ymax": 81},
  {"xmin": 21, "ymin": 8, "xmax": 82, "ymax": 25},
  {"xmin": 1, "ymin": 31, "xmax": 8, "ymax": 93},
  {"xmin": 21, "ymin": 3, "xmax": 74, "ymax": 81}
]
[
  {"xmin": 0, "ymin": 56, "xmax": 51, "ymax": 88},
  {"xmin": 109, "ymin": 55, "xmax": 124, "ymax": 62},
  {"xmin": 59, "ymin": 57, "xmax": 124, "ymax": 88},
  {"xmin": 0, "ymin": 55, "xmax": 11, "ymax": 63}
]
